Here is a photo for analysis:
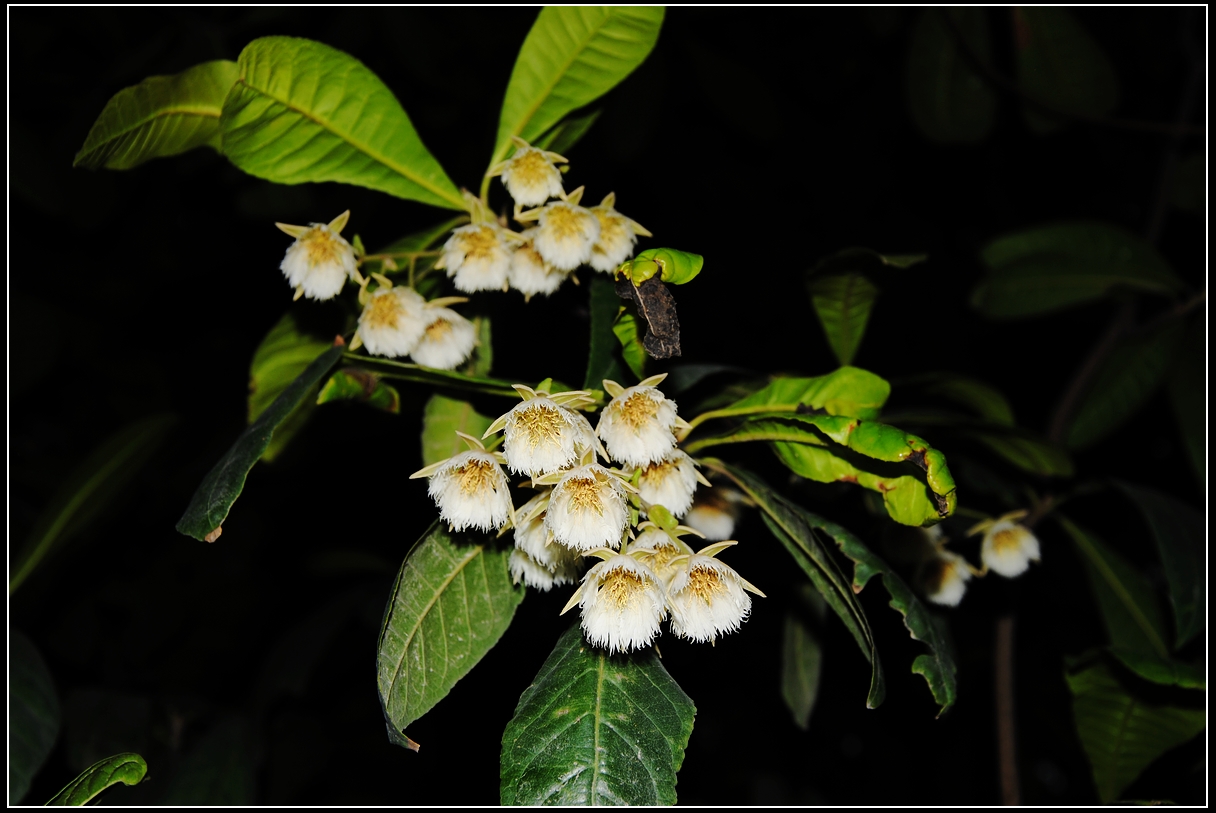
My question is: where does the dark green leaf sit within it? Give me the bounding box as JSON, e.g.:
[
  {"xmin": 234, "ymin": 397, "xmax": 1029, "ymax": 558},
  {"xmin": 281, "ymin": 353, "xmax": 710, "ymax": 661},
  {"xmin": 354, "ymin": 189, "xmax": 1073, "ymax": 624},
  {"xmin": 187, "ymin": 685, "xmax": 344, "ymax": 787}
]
[
  {"xmin": 248, "ymin": 312, "xmax": 332, "ymax": 462},
  {"xmin": 365, "ymin": 215, "xmax": 468, "ymax": 277},
  {"xmin": 378, "ymin": 521, "xmax": 524, "ymax": 750},
  {"xmin": 533, "ymin": 109, "xmax": 603, "ymax": 154},
  {"xmin": 1169, "ymin": 151, "xmax": 1205, "ymax": 213},
  {"xmin": 1166, "ymin": 314, "xmax": 1204, "ymax": 487},
  {"xmin": 1067, "ymin": 660, "xmax": 1204, "ymax": 803},
  {"xmin": 781, "ymin": 608, "xmax": 824, "ymax": 730},
  {"xmin": 806, "ymin": 272, "xmax": 879, "ymax": 366},
  {"xmin": 1066, "ymin": 319, "xmax": 1185, "ymax": 450},
  {"xmin": 176, "ymin": 341, "xmax": 345, "ymax": 541},
  {"xmin": 960, "ymin": 426, "xmax": 1074, "ymax": 477},
  {"xmin": 10, "ymin": 631, "xmax": 60, "ymax": 805},
  {"xmin": 612, "ymin": 312, "xmax": 647, "ymax": 381},
  {"xmin": 1108, "ymin": 648, "xmax": 1205, "ymax": 690},
  {"xmin": 46, "ymin": 753, "xmax": 147, "ymax": 806},
  {"xmin": 255, "ymin": 593, "xmax": 358, "ymax": 708},
  {"xmin": 317, "ymin": 368, "xmax": 401, "ymax": 413},
  {"xmin": 74, "ymin": 60, "xmax": 238, "ymax": 169},
  {"xmin": 420, "ymin": 395, "xmax": 493, "ymax": 466},
  {"xmin": 1114, "ymin": 482, "xmax": 1204, "ymax": 649},
  {"xmin": 221, "ymin": 37, "xmax": 464, "ymax": 209},
  {"xmin": 62, "ymin": 690, "xmax": 151, "ymax": 776},
  {"xmin": 974, "ymin": 222, "xmax": 1184, "ymax": 319},
  {"xmin": 811, "ymin": 247, "xmax": 928, "ymax": 275},
  {"xmin": 584, "ymin": 275, "xmax": 627, "ymax": 389},
  {"xmin": 499, "ymin": 623, "xmax": 696, "ymax": 806},
  {"xmin": 724, "ymin": 367, "xmax": 891, "ymax": 420},
  {"xmin": 490, "ymin": 7, "xmax": 665, "ymax": 169},
  {"xmin": 10, "ymin": 413, "xmax": 177, "ymax": 593},
  {"xmin": 468, "ymin": 316, "xmax": 494, "ymax": 377},
  {"xmin": 901, "ymin": 372, "xmax": 1015, "ymax": 425},
  {"xmin": 349, "ymin": 353, "xmax": 519, "ymax": 398},
  {"xmin": 906, "ymin": 8, "xmax": 997, "ymax": 143},
  {"xmin": 160, "ymin": 716, "xmax": 255, "ymax": 805},
  {"xmin": 1014, "ymin": 7, "xmax": 1119, "ymax": 134}
]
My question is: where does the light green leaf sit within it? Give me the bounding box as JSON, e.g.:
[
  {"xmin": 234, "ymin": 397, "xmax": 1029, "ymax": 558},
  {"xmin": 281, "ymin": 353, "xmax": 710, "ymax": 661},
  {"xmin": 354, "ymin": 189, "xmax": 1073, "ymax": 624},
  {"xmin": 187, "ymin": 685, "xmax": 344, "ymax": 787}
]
[
  {"xmin": 490, "ymin": 7, "xmax": 664, "ymax": 169},
  {"xmin": 721, "ymin": 367, "xmax": 891, "ymax": 421},
  {"xmin": 584, "ymin": 275, "xmax": 627, "ymax": 389},
  {"xmin": 10, "ymin": 413, "xmax": 177, "ymax": 593},
  {"xmin": 317, "ymin": 368, "xmax": 401, "ymax": 413},
  {"xmin": 612, "ymin": 311, "xmax": 647, "ymax": 381},
  {"xmin": 74, "ymin": 60, "xmax": 238, "ymax": 169},
  {"xmin": 46, "ymin": 753, "xmax": 147, "ymax": 806},
  {"xmin": 378, "ymin": 521, "xmax": 524, "ymax": 751},
  {"xmin": 781, "ymin": 601, "xmax": 824, "ymax": 730},
  {"xmin": 1014, "ymin": 7, "xmax": 1119, "ymax": 134},
  {"xmin": 1066, "ymin": 319, "xmax": 1185, "ymax": 449},
  {"xmin": 618, "ymin": 248, "xmax": 704, "ymax": 286},
  {"xmin": 176, "ymin": 341, "xmax": 345, "ymax": 541},
  {"xmin": 533, "ymin": 109, "xmax": 603, "ymax": 154},
  {"xmin": 974, "ymin": 222, "xmax": 1185, "ymax": 319},
  {"xmin": 346, "ymin": 353, "xmax": 519, "ymax": 398},
  {"xmin": 1067, "ymin": 660, "xmax": 1204, "ymax": 803},
  {"xmin": 160, "ymin": 717, "xmax": 255, "ymax": 805},
  {"xmin": 807, "ymin": 272, "xmax": 879, "ymax": 366},
  {"xmin": 499, "ymin": 623, "xmax": 696, "ymax": 806},
  {"xmin": 221, "ymin": 36, "xmax": 463, "ymax": 209},
  {"xmin": 10, "ymin": 631, "xmax": 60, "ymax": 805},
  {"xmin": 248, "ymin": 312, "xmax": 332, "ymax": 462},
  {"xmin": 906, "ymin": 8, "xmax": 997, "ymax": 143},
  {"xmin": 1114, "ymin": 482, "xmax": 1204, "ymax": 649},
  {"xmin": 1166, "ymin": 314, "xmax": 1204, "ymax": 487},
  {"xmin": 421, "ymin": 395, "xmax": 493, "ymax": 466}
]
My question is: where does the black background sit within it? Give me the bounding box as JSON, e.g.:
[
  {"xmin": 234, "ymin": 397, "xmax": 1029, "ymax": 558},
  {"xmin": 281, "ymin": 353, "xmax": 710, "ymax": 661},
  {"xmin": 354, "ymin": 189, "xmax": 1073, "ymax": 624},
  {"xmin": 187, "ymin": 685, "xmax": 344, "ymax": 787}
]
[{"xmin": 9, "ymin": 7, "xmax": 1206, "ymax": 805}]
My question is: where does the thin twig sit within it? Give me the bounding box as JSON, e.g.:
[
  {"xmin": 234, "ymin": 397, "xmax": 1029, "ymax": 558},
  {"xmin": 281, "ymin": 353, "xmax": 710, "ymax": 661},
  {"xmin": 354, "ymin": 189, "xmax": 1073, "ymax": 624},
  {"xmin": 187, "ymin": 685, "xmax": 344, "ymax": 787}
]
[{"xmin": 995, "ymin": 615, "xmax": 1020, "ymax": 806}]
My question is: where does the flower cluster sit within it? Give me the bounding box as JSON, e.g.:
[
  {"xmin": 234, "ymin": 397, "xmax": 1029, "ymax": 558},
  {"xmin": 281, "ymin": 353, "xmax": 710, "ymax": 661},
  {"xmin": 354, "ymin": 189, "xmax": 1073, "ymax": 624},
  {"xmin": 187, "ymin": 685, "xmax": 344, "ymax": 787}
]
[
  {"xmin": 411, "ymin": 374, "xmax": 762, "ymax": 653},
  {"xmin": 913, "ymin": 511, "xmax": 1041, "ymax": 607}
]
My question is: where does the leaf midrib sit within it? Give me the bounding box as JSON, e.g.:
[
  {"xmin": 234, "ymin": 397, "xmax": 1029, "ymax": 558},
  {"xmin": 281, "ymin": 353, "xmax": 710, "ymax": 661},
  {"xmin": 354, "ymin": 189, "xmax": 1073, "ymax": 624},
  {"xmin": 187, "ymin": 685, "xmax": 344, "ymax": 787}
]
[{"xmin": 77, "ymin": 106, "xmax": 220, "ymax": 162}]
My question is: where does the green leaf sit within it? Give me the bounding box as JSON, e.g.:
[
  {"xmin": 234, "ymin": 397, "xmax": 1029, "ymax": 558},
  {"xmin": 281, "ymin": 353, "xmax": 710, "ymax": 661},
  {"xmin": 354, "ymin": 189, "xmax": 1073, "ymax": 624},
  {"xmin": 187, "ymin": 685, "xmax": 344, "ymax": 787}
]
[
  {"xmin": 248, "ymin": 312, "xmax": 332, "ymax": 462},
  {"xmin": 812, "ymin": 248, "xmax": 928, "ymax": 275},
  {"xmin": 10, "ymin": 413, "xmax": 177, "ymax": 593},
  {"xmin": 365, "ymin": 215, "xmax": 469, "ymax": 277},
  {"xmin": 499, "ymin": 623, "xmax": 696, "ymax": 806},
  {"xmin": 74, "ymin": 60, "xmax": 238, "ymax": 169},
  {"xmin": 1067, "ymin": 660, "xmax": 1204, "ymax": 803},
  {"xmin": 490, "ymin": 7, "xmax": 664, "ymax": 170},
  {"xmin": 715, "ymin": 462, "xmax": 958, "ymax": 714},
  {"xmin": 806, "ymin": 272, "xmax": 879, "ymax": 366},
  {"xmin": 221, "ymin": 37, "xmax": 464, "ymax": 210},
  {"xmin": 906, "ymin": 8, "xmax": 997, "ymax": 143},
  {"xmin": 347, "ymin": 353, "xmax": 520, "ymax": 398},
  {"xmin": 10, "ymin": 631, "xmax": 60, "ymax": 805},
  {"xmin": 902, "ymin": 372, "xmax": 1015, "ymax": 426},
  {"xmin": 1014, "ymin": 7, "xmax": 1119, "ymax": 134},
  {"xmin": 1114, "ymin": 482, "xmax": 1204, "ymax": 649},
  {"xmin": 160, "ymin": 716, "xmax": 255, "ymax": 805},
  {"xmin": 612, "ymin": 312, "xmax": 647, "ymax": 381},
  {"xmin": 960, "ymin": 426, "xmax": 1074, "ymax": 477},
  {"xmin": 421, "ymin": 394, "xmax": 493, "ymax": 466},
  {"xmin": 378, "ymin": 521, "xmax": 525, "ymax": 750},
  {"xmin": 1166, "ymin": 314, "xmax": 1204, "ymax": 487},
  {"xmin": 1066, "ymin": 319, "xmax": 1185, "ymax": 450},
  {"xmin": 176, "ymin": 341, "xmax": 345, "ymax": 541},
  {"xmin": 468, "ymin": 316, "xmax": 494, "ymax": 377},
  {"xmin": 1107, "ymin": 648, "xmax": 1205, "ymax": 690},
  {"xmin": 781, "ymin": 603, "xmax": 824, "ymax": 730},
  {"xmin": 974, "ymin": 222, "xmax": 1185, "ymax": 319},
  {"xmin": 46, "ymin": 753, "xmax": 147, "ymax": 806},
  {"xmin": 623, "ymin": 248, "xmax": 705, "ymax": 286},
  {"xmin": 533, "ymin": 109, "xmax": 603, "ymax": 154},
  {"xmin": 723, "ymin": 367, "xmax": 891, "ymax": 421},
  {"xmin": 317, "ymin": 368, "xmax": 401, "ymax": 413},
  {"xmin": 584, "ymin": 275, "xmax": 627, "ymax": 389}
]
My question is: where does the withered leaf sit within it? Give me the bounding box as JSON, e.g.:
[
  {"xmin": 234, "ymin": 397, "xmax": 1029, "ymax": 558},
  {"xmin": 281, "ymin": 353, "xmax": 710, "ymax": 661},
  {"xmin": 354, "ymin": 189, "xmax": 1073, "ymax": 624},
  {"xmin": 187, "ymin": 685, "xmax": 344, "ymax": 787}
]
[{"xmin": 615, "ymin": 276, "xmax": 681, "ymax": 359}]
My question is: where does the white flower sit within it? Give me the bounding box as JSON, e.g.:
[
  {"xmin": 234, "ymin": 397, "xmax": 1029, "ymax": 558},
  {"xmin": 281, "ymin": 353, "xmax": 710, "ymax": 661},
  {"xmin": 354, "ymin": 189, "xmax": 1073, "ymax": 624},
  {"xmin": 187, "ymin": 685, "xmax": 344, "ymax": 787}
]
[
  {"xmin": 638, "ymin": 450, "xmax": 701, "ymax": 518},
  {"xmin": 411, "ymin": 306, "xmax": 477, "ymax": 370},
  {"xmin": 493, "ymin": 139, "xmax": 566, "ymax": 207},
  {"xmin": 492, "ymin": 394, "xmax": 585, "ymax": 477},
  {"xmin": 411, "ymin": 447, "xmax": 512, "ymax": 533},
  {"xmin": 509, "ymin": 548, "xmax": 579, "ymax": 591},
  {"xmin": 666, "ymin": 553, "xmax": 756, "ymax": 643},
  {"xmin": 277, "ymin": 211, "xmax": 358, "ymax": 301},
  {"xmin": 571, "ymin": 554, "xmax": 667, "ymax": 654},
  {"xmin": 508, "ymin": 230, "xmax": 569, "ymax": 298},
  {"xmin": 631, "ymin": 526, "xmax": 686, "ymax": 572},
  {"xmin": 920, "ymin": 549, "xmax": 972, "ymax": 607},
  {"xmin": 356, "ymin": 286, "xmax": 427, "ymax": 358},
  {"xmin": 530, "ymin": 190, "xmax": 601, "ymax": 271},
  {"xmin": 545, "ymin": 464, "xmax": 630, "ymax": 552},
  {"xmin": 683, "ymin": 488, "xmax": 746, "ymax": 542},
  {"xmin": 438, "ymin": 223, "xmax": 513, "ymax": 292},
  {"xmin": 596, "ymin": 375, "xmax": 679, "ymax": 468},
  {"xmin": 588, "ymin": 193, "xmax": 651, "ymax": 273},
  {"xmin": 971, "ymin": 513, "xmax": 1041, "ymax": 578}
]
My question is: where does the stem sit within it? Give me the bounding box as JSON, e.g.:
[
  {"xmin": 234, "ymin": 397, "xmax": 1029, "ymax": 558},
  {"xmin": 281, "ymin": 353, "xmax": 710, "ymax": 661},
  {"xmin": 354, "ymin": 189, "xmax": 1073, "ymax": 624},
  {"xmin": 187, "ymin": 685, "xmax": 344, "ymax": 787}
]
[
  {"xmin": 678, "ymin": 404, "xmax": 799, "ymax": 441},
  {"xmin": 995, "ymin": 614, "xmax": 1020, "ymax": 806}
]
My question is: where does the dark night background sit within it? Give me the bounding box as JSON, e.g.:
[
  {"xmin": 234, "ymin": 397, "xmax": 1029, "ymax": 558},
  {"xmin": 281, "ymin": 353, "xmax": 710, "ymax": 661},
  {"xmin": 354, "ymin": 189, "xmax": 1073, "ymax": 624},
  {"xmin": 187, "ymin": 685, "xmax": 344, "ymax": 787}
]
[{"xmin": 8, "ymin": 7, "xmax": 1206, "ymax": 806}]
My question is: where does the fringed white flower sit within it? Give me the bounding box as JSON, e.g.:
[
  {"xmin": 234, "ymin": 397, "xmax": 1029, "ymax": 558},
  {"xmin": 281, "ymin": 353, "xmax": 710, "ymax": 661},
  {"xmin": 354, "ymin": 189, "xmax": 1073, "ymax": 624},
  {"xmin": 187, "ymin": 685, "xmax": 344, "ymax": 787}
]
[
  {"xmin": 970, "ymin": 511, "xmax": 1041, "ymax": 578},
  {"xmin": 683, "ymin": 487, "xmax": 746, "ymax": 542},
  {"xmin": 411, "ymin": 302, "xmax": 477, "ymax": 370},
  {"xmin": 437, "ymin": 222, "xmax": 514, "ymax": 293},
  {"xmin": 562, "ymin": 552, "xmax": 666, "ymax": 654},
  {"xmin": 596, "ymin": 375, "xmax": 681, "ymax": 468},
  {"xmin": 920, "ymin": 548, "xmax": 972, "ymax": 607},
  {"xmin": 488, "ymin": 137, "xmax": 567, "ymax": 207},
  {"xmin": 356, "ymin": 286, "xmax": 427, "ymax": 358},
  {"xmin": 589, "ymin": 193, "xmax": 652, "ymax": 273},
  {"xmin": 665, "ymin": 542, "xmax": 764, "ymax": 643},
  {"xmin": 518, "ymin": 187, "xmax": 600, "ymax": 271},
  {"xmin": 485, "ymin": 386, "xmax": 597, "ymax": 477},
  {"xmin": 410, "ymin": 433, "xmax": 513, "ymax": 533},
  {"xmin": 630, "ymin": 523, "xmax": 698, "ymax": 575},
  {"xmin": 638, "ymin": 450, "xmax": 706, "ymax": 518},
  {"xmin": 508, "ymin": 229, "xmax": 569, "ymax": 299},
  {"xmin": 542, "ymin": 463, "xmax": 630, "ymax": 552},
  {"xmin": 277, "ymin": 211, "xmax": 358, "ymax": 301}
]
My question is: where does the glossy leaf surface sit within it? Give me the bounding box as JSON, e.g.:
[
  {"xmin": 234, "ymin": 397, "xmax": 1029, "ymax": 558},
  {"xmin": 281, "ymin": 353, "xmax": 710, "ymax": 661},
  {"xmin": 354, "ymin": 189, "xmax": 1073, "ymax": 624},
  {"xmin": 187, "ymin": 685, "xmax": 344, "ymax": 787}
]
[
  {"xmin": 420, "ymin": 395, "xmax": 493, "ymax": 466},
  {"xmin": 221, "ymin": 37, "xmax": 463, "ymax": 209},
  {"xmin": 500, "ymin": 624, "xmax": 695, "ymax": 806},
  {"xmin": 1014, "ymin": 7, "xmax": 1119, "ymax": 133},
  {"xmin": 612, "ymin": 312, "xmax": 647, "ymax": 381},
  {"xmin": 46, "ymin": 753, "xmax": 147, "ymax": 806},
  {"xmin": 724, "ymin": 367, "xmax": 891, "ymax": 421},
  {"xmin": 74, "ymin": 60, "xmax": 237, "ymax": 169},
  {"xmin": 378, "ymin": 522, "xmax": 524, "ymax": 750},
  {"xmin": 906, "ymin": 8, "xmax": 996, "ymax": 143},
  {"xmin": 10, "ymin": 631, "xmax": 60, "ymax": 804}
]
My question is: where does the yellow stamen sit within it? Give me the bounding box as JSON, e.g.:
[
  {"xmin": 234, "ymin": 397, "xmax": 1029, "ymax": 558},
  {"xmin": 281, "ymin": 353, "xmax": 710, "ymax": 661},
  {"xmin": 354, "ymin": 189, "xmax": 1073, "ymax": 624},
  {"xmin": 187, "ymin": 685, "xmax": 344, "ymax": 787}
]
[
  {"xmin": 604, "ymin": 569, "xmax": 646, "ymax": 608},
  {"xmin": 687, "ymin": 565, "xmax": 728, "ymax": 604},
  {"xmin": 425, "ymin": 318, "xmax": 452, "ymax": 341},
  {"xmin": 458, "ymin": 459, "xmax": 497, "ymax": 495},
  {"xmin": 991, "ymin": 528, "xmax": 1020, "ymax": 553},
  {"xmin": 303, "ymin": 227, "xmax": 346, "ymax": 265},
  {"xmin": 565, "ymin": 477, "xmax": 605, "ymax": 517},
  {"xmin": 545, "ymin": 204, "xmax": 589, "ymax": 241},
  {"xmin": 516, "ymin": 404, "xmax": 566, "ymax": 451},
  {"xmin": 363, "ymin": 294, "xmax": 402, "ymax": 330},
  {"xmin": 618, "ymin": 392, "xmax": 659, "ymax": 430},
  {"xmin": 460, "ymin": 225, "xmax": 500, "ymax": 261}
]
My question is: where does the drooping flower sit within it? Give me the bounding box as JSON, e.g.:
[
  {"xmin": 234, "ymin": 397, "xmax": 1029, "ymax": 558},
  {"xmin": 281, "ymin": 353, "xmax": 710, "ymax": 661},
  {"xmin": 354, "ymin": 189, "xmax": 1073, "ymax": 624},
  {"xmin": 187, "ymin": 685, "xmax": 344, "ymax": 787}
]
[
  {"xmin": 596, "ymin": 375, "xmax": 680, "ymax": 468},
  {"xmin": 683, "ymin": 487, "xmax": 746, "ymax": 541},
  {"xmin": 666, "ymin": 544, "xmax": 763, "ymax": 643},
  {"xmin": 564, "ymin": 553, "xmax": 667, "ymax": 654},
  {"xmin": 410, "ymin": 434, "xmax": 513, "ymax": 532},
  {"xmin": 509, "ymin": 493, "xmax": 582, "ymax": 591},
  {"xmin": 437, "ymin": 223, "xmax": 514, "ymax": 293},
  {"xmin": 411, "ymin": 304, "xmax": 477, "ymax": 370},
  {"xmin": 485, "ymin": 386, "xmax": 596, "ymax": 477},
  {"xmin": 969, "ymin": 511, "xmax": 1041, "ymax": 578},
  {"xmin": 630, "ymin": 525, "xmax": 689, "ymax": 573},
  {"xmin": 356, "ymin": 286, "xmax": 427, "ymax": 358},
  {"xmin": 508, "ymin": 229, "xmax": 569, "ymax": 299},
  {"xmin": 490, "ymin": 137, "xmax": 567, "ymax": 207},
  {"xmin": 638, "ymin": 450, "xmax": 703, "ymax": 518},
  {"xmin": 523, "ymin": 187, "xmax": 601, "ymax": 271},
  {"xmin": 588, "ymin": 193, "xmax": 652, "ymax": 273},
  {"xmin": 277, "ymin": 211, "xmax": 358, "ymax": 301},
  {"xmin": 544, "ymin": 463, "xmax": 630, "ymax": 552},
  {"xmin": 919, "ymin": 548, "xmax": 972, "ymax": 607}
]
